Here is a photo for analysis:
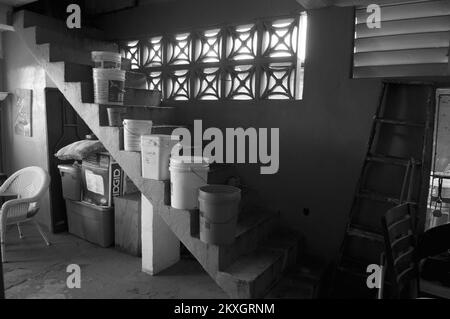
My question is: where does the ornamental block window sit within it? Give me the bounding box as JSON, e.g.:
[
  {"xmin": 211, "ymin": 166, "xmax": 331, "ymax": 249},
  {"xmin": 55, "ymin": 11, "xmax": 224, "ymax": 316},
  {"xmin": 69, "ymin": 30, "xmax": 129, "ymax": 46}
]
[{"xmin": 119, "ymin": 12, "xmax": 307, "ymax": 101}]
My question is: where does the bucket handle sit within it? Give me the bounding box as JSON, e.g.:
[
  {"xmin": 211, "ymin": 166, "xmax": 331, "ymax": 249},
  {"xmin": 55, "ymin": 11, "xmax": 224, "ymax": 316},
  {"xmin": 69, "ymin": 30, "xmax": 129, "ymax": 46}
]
[{"xmin": 188, "ymin": 167, "xmax": 208, "ymax": 183}]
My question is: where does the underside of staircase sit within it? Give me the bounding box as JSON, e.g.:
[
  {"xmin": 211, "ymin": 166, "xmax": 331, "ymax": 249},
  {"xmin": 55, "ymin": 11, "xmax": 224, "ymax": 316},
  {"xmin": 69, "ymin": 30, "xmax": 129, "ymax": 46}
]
[{"xmin": 13, "ymin": 10, "xmax": 303, "ymax": 298}]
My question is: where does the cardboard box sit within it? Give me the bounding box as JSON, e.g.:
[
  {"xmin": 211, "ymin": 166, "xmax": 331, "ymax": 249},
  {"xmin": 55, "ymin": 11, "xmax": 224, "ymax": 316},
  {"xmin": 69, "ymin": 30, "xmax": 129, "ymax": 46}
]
[{"xmin": 81, "ymin": 152, "xmax": 124, "ymax": 207}]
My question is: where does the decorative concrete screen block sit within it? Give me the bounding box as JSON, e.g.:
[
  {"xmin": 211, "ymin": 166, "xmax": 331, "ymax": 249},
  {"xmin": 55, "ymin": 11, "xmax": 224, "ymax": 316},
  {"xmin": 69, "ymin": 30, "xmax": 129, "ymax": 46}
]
[{"xmin": 141, "ymin": 194, "xmax": 180, "ymax": 275}]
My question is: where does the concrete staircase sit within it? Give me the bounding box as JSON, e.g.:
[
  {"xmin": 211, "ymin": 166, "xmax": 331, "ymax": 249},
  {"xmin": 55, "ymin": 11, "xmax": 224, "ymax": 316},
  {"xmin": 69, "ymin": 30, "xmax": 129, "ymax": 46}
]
[{"xmin": 14, "ymin": 10, "xmax": 302, "ymax": 298}]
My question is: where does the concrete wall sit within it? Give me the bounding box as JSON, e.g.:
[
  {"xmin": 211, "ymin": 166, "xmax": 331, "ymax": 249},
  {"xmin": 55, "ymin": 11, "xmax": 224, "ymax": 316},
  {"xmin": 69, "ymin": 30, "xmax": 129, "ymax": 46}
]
[
  {"xmin": 96, "ymin": 0, "xmax": 382, "ymax": 261},
  {"xmin": 1, "ymin": 24, "xmax": 55, "ymax": 230}
]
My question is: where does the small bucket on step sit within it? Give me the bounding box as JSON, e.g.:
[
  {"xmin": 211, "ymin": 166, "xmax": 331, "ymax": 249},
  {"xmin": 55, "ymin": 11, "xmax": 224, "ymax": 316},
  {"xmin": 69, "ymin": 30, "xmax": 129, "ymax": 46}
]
[
  {"xmin": 93, "ymin": 68, "xmax": 126, "ymax": 105},
  {"xmin": 123, "ymin": 119, "xmax": 153, "ymax": 152},
  {"xmin": 199, "ymin": 185, "xmax": 241, "ymax": 245}
]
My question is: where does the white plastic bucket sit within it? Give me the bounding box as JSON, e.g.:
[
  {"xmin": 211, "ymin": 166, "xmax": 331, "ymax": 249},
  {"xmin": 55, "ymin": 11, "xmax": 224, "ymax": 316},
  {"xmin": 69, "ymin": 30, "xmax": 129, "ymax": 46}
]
[
  {"xmin": 199, "ymin": 185, "xmax": 241, "ymax": 245},
  {"xmin": 141, "ymin": 135, "xmax": 180, "ymax": 180},
  {"xmin": 91, "ymin": 51, "xmax": 122, "ymax": 69},
  {"xmin": 93, "ymin": 68, "xmax": 126, "ymax": 105},
  {"xmin": 123, "ymin": 119, "xmax": 153, "ymax": 152},
  {"xmin": 169, "ymin": 156, "xmax": 209, "ymax": 210}
]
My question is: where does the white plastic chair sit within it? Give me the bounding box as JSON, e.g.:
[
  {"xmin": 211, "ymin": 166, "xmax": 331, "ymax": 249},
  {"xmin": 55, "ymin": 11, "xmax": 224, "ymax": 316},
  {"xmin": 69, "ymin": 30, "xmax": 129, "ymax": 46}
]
[{"xmin": 0, "ymin": 167, "xmax": 51, "ymax": 262}]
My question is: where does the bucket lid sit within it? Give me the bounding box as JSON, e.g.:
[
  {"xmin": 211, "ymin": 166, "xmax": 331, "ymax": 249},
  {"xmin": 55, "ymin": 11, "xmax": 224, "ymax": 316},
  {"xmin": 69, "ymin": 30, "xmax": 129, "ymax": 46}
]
[
  {"xmin": 123, "ymin": 119, "xmax": 153, "ymax": 125},
  {"xmin": 141, "ymin": 134, "xmax": 180, "ymax": 142},
  {"xmin": 58, "ymin": 164, "xmax": 81, "ymax": 173},
  {"xmin": 199, "ymin": 185, "xmax": 241, "ymax": 202},
  {"xmin": 170, "ymin": 156, "xmax": 210, "ymax": 166}
]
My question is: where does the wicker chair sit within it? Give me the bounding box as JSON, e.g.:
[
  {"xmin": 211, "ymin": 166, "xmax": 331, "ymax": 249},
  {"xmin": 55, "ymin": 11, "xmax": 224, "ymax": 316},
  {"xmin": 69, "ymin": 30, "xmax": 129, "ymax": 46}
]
[{"xmin": 0, "ymin": 167, "xmax": 51, "ymax": 262}]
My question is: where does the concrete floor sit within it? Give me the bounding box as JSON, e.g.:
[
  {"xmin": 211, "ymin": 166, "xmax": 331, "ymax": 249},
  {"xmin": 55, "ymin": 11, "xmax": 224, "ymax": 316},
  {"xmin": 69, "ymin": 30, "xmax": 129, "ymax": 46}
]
[{"xmin": 2, "ymin": 223, "xmax": 227, "ymax": 299}]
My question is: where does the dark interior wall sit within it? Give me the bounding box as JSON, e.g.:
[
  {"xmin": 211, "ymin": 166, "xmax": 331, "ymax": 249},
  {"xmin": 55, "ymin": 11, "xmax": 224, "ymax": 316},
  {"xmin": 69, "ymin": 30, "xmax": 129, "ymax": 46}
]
[{"xmin": 96, "ymin": 0, "xmax": 382, "ymax": 261}]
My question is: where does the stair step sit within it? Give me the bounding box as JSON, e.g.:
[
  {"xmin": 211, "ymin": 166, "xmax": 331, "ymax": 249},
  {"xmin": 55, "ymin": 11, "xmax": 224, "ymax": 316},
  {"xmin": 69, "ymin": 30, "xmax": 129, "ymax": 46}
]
[
  {"xmin": 124, "ymin": 88, "xmax": 161, "ymax": 106},
  {"xmin": 33, "ymin": 25, "xmax": 118, "ymax": 52},
  {"xmin": 266, "ymin": 256, "xmax": 324, "ymax": 299},
  {"xmin": 98, "ymin": 105, "xmax": 177, "ymax": 127},
  {"xmin": 151, "ymin": 125, "xmax": 185, "ymax": 135},
  {"xmin": 62, "ymin": 62, "xmax": 92, "ymax": 83},
  {"xmin": 347, "ymin": 225, "xmax": 384, "ymax": 243},
  {"xmin": 22, "ymin": 10, "xmax": 107, "ymax": 40},
  {"xmin": 215, "ymin": 210, "xmax": 279, "ymax": 271},
  {"xmin": 80, "ymin": 82, "xmax": 94, "ymax": 103},
  {"xmin": 366, "ymin": 154, "xmax": 422, "ymax": 166},
  {"xmin": 260, "ymin": 231, "xmax": 302, "ymax": 269},
  {"xmin": 374, "ymin": 117, "xmax": 425, "ymax": 128},
  {"xmin": 217, "ymin": 249, "xmax": 286, "ymax": 299},
  {"xmin": 80, "ymin": 84, "xmax": 160, "ymax": 107},
  {"xmin": 126, "ymin": 71, "xmax": 147, "ymax": 89},
  {"xmin": 45, "ymin": 43, "xmax": 93, "ymax": 66}
]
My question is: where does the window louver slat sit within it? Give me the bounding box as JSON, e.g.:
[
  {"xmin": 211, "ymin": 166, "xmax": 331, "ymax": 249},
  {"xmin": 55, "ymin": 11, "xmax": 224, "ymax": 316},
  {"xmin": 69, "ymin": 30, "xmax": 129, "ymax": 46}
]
[
  {"xmin": 353, "ymin": 0, "xmax": 450, "ymax": 79},
  {"xmin": 356, "ymin": 16, "xmax": 450, "ymax": 38},
  {"xmin": 354, "ymin": 63, "xmax": 449, "ymax": 78},
  {"xmin": 354, "ymin": 48, "xmax": 449, "ymax": 67},
  {"xmin": 355, "ymin": 32, "xmax": 450, "ymax": 53},
  {"xmin": 355, "ymin": 0, "xmax": 450, "ymax": 24}
]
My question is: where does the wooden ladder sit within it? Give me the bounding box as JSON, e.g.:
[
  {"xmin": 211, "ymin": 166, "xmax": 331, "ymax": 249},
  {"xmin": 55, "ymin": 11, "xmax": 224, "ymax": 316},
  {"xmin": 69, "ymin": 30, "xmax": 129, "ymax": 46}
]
[{"xmin": 331, "ymin": 81, "xmax": 436, "ymax": 298}]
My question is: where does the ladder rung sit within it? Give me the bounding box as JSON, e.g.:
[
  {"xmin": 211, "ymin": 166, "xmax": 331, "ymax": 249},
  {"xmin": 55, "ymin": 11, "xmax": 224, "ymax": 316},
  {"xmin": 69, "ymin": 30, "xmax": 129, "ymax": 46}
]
[
  {"xmin": 357, "ymin": 190, "xmax": 401, "ymax": 205},
  {"xmin": 347, "ymin": 225, "xmax": 384, "ymax": 243},
  {"xmin": 374, "ymin": 117, "xmax": 425, "ymax": 128},
  {"xmin": 366, "ymin": 154, "xmax": 421, "ymax": 166}
]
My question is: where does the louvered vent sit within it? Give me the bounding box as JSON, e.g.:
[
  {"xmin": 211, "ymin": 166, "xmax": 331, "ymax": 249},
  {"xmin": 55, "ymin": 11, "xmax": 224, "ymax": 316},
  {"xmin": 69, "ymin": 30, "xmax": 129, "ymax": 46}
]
[{"xmin": 353, "ymin": 0, "xmax": 450, "ymax": 78}]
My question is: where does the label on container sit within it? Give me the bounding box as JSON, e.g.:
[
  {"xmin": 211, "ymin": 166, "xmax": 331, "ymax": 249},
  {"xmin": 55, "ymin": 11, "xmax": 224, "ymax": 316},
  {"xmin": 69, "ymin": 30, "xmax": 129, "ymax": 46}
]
[
  {"xmin": 85, "ymin": 169, "xmax": 105, "ymax": 195},
  {"xmin": 95, "ymin": 61, "xmax": 120, "ymax": 69},
  {"xmin": 108, "ymin": 80, "xmax": 125, "ymax": 103}
]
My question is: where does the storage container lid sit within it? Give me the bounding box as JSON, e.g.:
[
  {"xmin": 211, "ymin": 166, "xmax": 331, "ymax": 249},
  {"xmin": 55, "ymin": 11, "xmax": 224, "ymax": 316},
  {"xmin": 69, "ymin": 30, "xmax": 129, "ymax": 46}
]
[
  {"xmin": 141, "ymin": 134, "xmax": 180, "ymax": 142},
  {"xmin": 58, "ymin": 165, "xmax": 81, "ymax": 174},
  {"xmin": 170, "ymin": 156, "xmax": 210, "ymax": 168},
  {"xmin": 199, "ymin": 185, "xmax": 241, "ymax": 203}
]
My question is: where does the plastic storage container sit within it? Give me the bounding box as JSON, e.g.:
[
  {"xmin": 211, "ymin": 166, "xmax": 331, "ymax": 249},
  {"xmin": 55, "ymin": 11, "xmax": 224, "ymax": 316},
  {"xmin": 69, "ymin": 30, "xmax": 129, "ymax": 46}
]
[
  {"xmin": 141, "ymin": 135, "xmax": 180, "ymax": 180},
  {"xmin": 66, "ymin": 199, "xmax": 114, "ymax": 247},
  {"xmin": 199, "ymin": 185, "xmax": 241, "ymax": 245},
  {"xmin": 58, "ymin": 164, "xmax": 82, "ymax": 201},
  {"xmin": 169, "ymin": 156, "xmax": 209, "ymax": 209}
]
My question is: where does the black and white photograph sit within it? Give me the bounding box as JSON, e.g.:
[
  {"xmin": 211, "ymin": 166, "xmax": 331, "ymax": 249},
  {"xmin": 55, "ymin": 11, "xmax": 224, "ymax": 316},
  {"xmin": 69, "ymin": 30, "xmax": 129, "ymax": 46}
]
[{"xmin": 0, "ymin": 0, "xmax": 449, "ymax": 309}]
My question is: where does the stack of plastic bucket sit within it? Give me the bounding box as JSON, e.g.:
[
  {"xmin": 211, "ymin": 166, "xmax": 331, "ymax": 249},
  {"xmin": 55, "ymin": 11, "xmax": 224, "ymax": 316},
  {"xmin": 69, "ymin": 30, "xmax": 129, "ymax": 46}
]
[
  {"xmin": 92, "ymin": 51, "xmax": 126, "ymax": 106},
  {"xmin": 169, "ymin": 156, "xmax": 209, "ymax": 209},
  {"xmin": 141, "ymin": 135, "xmax": 180, "ymax": 180},
  {"xmin": 198, "ymin": 185, "xmax": 241, "ymax": 245},
  {"xmin": 123, "ymin": 119, "xmax": 153, "ymax": 152}
]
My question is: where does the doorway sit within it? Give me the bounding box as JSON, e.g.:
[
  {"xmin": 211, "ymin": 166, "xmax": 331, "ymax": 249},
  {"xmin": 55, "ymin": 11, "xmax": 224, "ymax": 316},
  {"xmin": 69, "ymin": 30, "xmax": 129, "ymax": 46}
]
[
  {"xmin": 45, "ymin": 88, "xmax": 90, "ymax": 233},
  {"xmin": 427, "ymin": 89, "xmax": 450, "ymax": 231}
]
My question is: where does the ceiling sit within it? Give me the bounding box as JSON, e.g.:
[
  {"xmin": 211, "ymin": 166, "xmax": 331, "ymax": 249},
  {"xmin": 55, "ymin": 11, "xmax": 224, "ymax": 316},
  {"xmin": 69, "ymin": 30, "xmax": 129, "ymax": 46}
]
[
  {"xmin": 296, "ymin": 0, "xmax": 436, "ymax": 9},
  {"xmin": 0, "ymin": 0, "xmax": 37, "ymax": 7}
]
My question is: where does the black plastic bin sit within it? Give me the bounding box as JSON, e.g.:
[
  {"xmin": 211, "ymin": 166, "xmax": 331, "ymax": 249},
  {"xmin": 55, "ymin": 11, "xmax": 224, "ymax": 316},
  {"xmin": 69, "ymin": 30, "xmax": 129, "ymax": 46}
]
[{"xmin": 66, "ymin": 200, "xmax": 114, "ymax": 247}]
